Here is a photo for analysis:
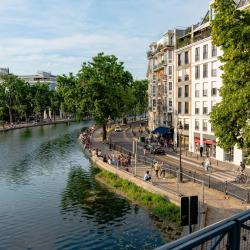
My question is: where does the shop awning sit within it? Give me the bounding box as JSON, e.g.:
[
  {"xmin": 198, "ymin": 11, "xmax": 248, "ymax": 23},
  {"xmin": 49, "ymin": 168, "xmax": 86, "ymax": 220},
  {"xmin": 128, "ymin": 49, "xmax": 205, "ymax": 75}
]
[
  {"xmin": 204, "ymin": 140, "xmax": 216, "ymax": 145},
  {"xmin": 194, "ymin": 137, "xmax": 200, "ymax": 144},
  {"xmin": 152, "ymin": 127, "xmax": 171, "ymax": 135}
]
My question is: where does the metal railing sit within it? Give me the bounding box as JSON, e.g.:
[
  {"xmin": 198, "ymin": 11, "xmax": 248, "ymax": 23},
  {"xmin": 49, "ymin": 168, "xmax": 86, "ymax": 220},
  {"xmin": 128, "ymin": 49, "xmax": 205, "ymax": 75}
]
[
  {"xmin": 156, "ymin": 209, "xmax": 250, "ymax": 250},
  {"xmin": 110, "ymin": 142, "xmax": 250, "ymax": 203}
]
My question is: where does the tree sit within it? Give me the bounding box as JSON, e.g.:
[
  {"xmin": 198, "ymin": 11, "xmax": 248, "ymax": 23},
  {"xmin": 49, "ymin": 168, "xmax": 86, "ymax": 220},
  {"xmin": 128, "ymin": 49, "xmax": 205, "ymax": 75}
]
[
  {"xmin": 0, "ymin": 74, "xmax": 29, "ymax": 123},
  {"xmin": 78, "ymin": 53, "xmax": 133, "ymax": 140},
  {"xmin": 131, "ymin": 80, "xmax": 148, "ymax": 118},
  {"xmin": 210, "ymin": 0, "xmax": 250, "ymax": 163}
]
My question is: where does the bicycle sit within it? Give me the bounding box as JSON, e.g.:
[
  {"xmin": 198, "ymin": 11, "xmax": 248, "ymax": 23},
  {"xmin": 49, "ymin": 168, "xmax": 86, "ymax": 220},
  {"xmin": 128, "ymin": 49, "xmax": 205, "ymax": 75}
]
[{"xmin": 235, "ymin": 171, "xmax": 248, "ymax": 184}]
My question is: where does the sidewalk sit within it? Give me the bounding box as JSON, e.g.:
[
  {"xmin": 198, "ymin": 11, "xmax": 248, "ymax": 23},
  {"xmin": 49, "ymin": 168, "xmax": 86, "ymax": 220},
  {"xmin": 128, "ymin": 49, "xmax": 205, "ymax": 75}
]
[{"xmin": 89, "ymin": 127, "xmax": 248, "ymax": 228}]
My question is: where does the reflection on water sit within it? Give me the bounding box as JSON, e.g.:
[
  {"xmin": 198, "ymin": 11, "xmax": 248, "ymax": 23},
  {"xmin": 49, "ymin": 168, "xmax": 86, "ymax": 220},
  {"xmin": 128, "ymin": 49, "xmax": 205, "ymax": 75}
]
[{"xmin": 0, "ymin": 122, "xmax": 165, "ymax": 249}]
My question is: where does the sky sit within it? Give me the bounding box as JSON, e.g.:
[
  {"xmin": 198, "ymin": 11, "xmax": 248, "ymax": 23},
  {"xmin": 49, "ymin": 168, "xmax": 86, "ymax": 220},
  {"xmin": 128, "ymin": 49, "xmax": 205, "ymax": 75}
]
[{"xmin": 0, "ymin": 0, "xmax": 210, "ymax": 79}]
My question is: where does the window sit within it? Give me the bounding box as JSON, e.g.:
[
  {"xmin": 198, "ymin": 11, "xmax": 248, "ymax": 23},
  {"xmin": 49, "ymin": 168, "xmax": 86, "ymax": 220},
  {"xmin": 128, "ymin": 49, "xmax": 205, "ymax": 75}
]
[
  {"xmin": 184, "ymin": 74, "xmax": 189, "ymax": 81},
  {"xmin": 203, "ymin": 101, "xmax": 208, "ymax": 114},
  {"xmin": 185, "ymin": 51, "xmax": 189, "ymax": 64},
  {"xmin": 211, "ymin": 62, "xmax": 217, "ymax": 77},
  {"xmin": 224, "ymin": 147, "xmax": 234, "ymax": 162},
  {"xmin": 185, "ymin": 85, "xmax": 189, "ymax": 97},
  {"xmin": 169, "ymin": 99, "xmax": 172, "ymax": 107},
  {"xmin": 165, "ymin": 83, "xmax": 168, "ymax": 94},
  {"xmin": 152, "ymin": 85, "xmax": 156, "ymax": 95},
  {"xmin": 168, "ymin": 66, "xmax": 172, "ymax": 75},
  {"xmin": 212, "ymin": 44, "xmax": 217, "ymax": 57},
  {"xmin": 185, "ymin": 102, "xmax": 189, "ymax": 114},
  {"xmin": 211, "ymin": 81, "xmax": 217, "ymax": 96},
  {"xmin": 203, "ymin": 82, "xmax": 208, "ymax": 96},
  {"xmin": 178, "ymin": 87, "xmax": 182, "ymax": 97},
  {"xmin": 184, "ymin": 119, "xmax": 189, "ymax": 130},
  {"xmin": 195, "ymin": 47, "xmax": 200, "ymax": 62},
  {"xmin": 195, "ymin": 83, "xmax": 200, "ymax": 97},
  {"xmin": 203, "ymin": 63, "xmax": 208, "ymax": 78},
  {"xmin": 178, "ymin": 102, "xmax": 182, "ymax": 114},
  {"xmin": 203, "ymin": 120, "xmax": 208, "ymax": 131},
  {"xmin": 203, "ymin": 44, "xmax": 208, "ymax": 59},
  {"xmin": 168, "ymin": 50, "xmax": 172, "ymax": 60},
  {"xmin": 153, "ymin": 99, "xmax": 156, "ymax": 106},
  {"xmin": 168, "ymin": 82, "xmax": 172, "ymax": 91},
  {"xmin": 195, "ymin": 119, "xmax": 199, "ymax": 130},
  {"xmin": 178, "ymin": 53, "xmax": 182, "ymax": 66},
  {"xmin": 178, "ymin": 69, "xmax": 182, "ymax": 82},
  {"xmin": 195, "ymin": 101, "xmax": 200, "ymax": 114},
  {"xmin": 195, "ymin": 65, "xmax": 200, "ymax": 79}
]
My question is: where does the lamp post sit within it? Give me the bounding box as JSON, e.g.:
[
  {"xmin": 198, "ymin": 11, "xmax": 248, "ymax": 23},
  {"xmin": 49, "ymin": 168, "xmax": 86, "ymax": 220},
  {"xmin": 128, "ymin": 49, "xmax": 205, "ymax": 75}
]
[{"xmin": 178, "ymin": 121, "xmax": 183, "ymax": 182}]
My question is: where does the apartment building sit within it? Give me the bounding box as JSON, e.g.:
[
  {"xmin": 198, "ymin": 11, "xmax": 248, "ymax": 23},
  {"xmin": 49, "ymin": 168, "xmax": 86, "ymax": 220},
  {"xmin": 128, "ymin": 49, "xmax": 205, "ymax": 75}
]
[
  {"xmin": 0, "ymin": 67, "xmax": 9, "ymax": 76},
  {"xmin": 147, "ymin": 30, "xmax": 175, "ymax": 130},
  {"xmin": 174, "ymin": 27, "xmax": 194, "ymax": 150},
  {"xmin": 19, "ymin": 71, "xmax": 57, "ymax": 91},
  {"xmin": 146, "ymin": 0, "xmax": 249, "ymax": 165}
]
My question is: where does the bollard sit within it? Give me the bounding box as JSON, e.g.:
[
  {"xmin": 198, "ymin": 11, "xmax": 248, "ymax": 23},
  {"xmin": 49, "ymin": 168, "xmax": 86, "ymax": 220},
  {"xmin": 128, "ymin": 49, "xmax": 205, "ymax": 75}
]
[{"xmin": 225, "ymin": 181, "xmax": 229, "ymax": 200}]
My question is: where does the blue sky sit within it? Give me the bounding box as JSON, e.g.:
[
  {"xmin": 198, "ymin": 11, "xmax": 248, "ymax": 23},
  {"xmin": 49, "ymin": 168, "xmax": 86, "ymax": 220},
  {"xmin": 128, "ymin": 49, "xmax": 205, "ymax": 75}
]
[{"xmin": 0, "ymin": 0, "xmax": 209, "ymax": 79}]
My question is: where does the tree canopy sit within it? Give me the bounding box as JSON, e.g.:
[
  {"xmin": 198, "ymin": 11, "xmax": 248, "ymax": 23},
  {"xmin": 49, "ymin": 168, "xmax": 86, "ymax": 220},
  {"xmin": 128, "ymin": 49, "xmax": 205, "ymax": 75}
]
[
  {"xmin": 210, "ymin": 0, "xmax": 250, "ymax": 163},
  {"xmin": 77, "ymin": 53, "xmax": 133, "ymax": 140}
]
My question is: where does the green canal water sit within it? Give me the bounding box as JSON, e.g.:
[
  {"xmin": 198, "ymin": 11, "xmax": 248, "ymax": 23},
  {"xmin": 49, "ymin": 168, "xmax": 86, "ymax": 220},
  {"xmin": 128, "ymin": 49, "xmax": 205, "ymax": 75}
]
[{"xmin": 0, "ymin": 121, "xmax": 166, "ymax": 249}]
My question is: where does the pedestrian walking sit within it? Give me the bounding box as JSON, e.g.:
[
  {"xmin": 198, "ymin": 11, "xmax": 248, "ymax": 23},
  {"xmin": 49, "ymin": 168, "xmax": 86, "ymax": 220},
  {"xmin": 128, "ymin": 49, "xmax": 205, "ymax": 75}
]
[
  {"xmin": 199, "ymin": 146, "xmax": 203, "ymax": 157},
  {"xmin": 154, "ymin": 162, "xmax": 160, "ymax": 178},
  {"xmin": 160, "ymin": 162, "xmax": 166, "ymax": 179}
]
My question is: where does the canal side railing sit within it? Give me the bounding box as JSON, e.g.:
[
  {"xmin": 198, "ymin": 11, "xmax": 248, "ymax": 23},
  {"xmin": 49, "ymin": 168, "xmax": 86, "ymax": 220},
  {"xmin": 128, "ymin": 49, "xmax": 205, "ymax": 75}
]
[
  {"xmin": 110, "ymin": 143, "xmax": 250, "ymax": 203},
  {"xmin": 155, "ymin": 209, "xmax": 250, "ymax": 250}
]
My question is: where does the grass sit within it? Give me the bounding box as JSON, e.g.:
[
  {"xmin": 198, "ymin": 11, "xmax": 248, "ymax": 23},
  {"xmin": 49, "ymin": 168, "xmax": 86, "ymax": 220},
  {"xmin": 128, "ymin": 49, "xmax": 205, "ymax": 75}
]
[{"xmin": 96, "ymin": 169, "xmax": 181, "ymax": 225}]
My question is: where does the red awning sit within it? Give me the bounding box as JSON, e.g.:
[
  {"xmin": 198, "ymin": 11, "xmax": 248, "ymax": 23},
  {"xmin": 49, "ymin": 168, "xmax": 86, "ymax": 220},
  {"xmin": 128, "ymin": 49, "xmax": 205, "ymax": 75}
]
[
  {"xmin": 204, "ymin": 140, "xmax": 216, "ymax": 145},
  {"xmin": 194, "ymin": 137, "xmax": 200, "ymax": 143}
]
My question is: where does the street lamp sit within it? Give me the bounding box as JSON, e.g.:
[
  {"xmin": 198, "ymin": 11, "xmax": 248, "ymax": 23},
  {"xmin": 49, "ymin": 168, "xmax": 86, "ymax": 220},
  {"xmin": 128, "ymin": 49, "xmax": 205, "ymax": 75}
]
[{"xmin": 178, "ymin": 121, "xmax": 183, "ymax": 182}]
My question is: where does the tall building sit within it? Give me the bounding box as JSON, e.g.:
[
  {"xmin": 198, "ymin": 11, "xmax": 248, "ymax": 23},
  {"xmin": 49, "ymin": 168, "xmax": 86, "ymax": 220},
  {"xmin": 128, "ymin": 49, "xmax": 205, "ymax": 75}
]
[
  {"xmin": 147, "ymin": 30, "xmax": 181, "ymax": 130},
  {"xmin": 0, "ymin": 67, "xmax": 9, "ymax": 75},
  {"xmin": 146, "ymin": 0, "xmax": 249, "ymax": 165},
  {"xmin": 19, "ymin": 71, "xmax": 57, "ymax": 90}
]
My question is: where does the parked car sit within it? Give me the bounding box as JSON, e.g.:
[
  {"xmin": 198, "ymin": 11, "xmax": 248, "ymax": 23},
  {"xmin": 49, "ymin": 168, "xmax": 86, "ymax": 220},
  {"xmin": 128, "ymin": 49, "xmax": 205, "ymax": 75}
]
[
  {"xmin": 150, "ymin": 147, "xmax": 166, "ymax": 155},
  {"xmin": 114, "ymin": 126, "xmax": 122, "ymax": 132}
]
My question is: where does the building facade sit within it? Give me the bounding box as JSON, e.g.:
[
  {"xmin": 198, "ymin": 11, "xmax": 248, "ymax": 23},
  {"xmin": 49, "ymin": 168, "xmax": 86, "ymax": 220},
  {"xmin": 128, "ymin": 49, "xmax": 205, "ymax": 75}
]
[
  {"xmin": 146, "ymin": 0, "xmax": 249, "ymax": 165},
  {"xmin": 147, "ymin": 31, "xmax": 175, "ymax": 130},
  {"xmin": 19, "ymin": 71, "xmax": 57, "ymax": 90}
]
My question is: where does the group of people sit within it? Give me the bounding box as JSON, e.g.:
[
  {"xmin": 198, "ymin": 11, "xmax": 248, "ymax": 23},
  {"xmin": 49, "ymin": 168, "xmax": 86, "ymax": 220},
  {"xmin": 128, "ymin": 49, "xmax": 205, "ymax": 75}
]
[
  {"xmin": 79, "ymin": 125, "xmax": 96, "ymax": 149},
  {"xmin": 143, "ymin": 161, "xmax": 166, "ymax": 181},
  {"xmin": 95, "ymin": 149, "xmax": 132, "ymax": 171}
]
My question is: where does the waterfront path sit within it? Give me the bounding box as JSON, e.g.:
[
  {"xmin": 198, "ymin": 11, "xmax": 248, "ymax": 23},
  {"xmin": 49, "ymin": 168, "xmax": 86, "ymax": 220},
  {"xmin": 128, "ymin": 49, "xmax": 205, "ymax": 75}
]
[
  {"xmin": 0, "ymin": 118, "xmax": 76, "ymax": 132},
  {"xmin": 89, "ymin": 124, "xmax": 249, "ymax": 228}
]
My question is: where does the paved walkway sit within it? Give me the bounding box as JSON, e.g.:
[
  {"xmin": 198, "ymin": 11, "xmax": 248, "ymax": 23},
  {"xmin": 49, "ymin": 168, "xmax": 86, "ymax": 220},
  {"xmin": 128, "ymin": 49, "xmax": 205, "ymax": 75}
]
[{"xmin": 89, "ymin": 126, "xmax": 249, "ymax": 228}]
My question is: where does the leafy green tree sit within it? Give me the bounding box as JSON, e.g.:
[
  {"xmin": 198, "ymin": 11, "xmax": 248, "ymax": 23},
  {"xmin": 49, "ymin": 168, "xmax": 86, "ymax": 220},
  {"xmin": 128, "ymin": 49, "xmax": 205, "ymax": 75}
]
[
  {"xmin": 131, "ymin": 79, "xmax": 148, "ymax": 119},
  {"xmin": 56, "ymin": 73, "xmax": 80, "ymax": 118},
  {"xmin": 78, "ymin": 53, "xmax": 133, "ymax": 140},
  {"xmin": 210, "ymin": 0, "xmax": 250, "ymax": 163},
  {"xmin": 0, "ymin": 74, "xmax": 29, "ymax": 123},
  {"xmin": 31, "ymin": 83, "xmax": 51, "ymax": 121}
]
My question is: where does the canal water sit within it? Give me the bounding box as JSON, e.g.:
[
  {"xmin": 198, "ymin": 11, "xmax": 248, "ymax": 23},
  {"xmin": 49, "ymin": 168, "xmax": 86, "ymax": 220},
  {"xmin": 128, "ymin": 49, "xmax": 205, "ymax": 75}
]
[{"xmin": 0, "ymin": 121, "xmax": 165, "ymax": 249}]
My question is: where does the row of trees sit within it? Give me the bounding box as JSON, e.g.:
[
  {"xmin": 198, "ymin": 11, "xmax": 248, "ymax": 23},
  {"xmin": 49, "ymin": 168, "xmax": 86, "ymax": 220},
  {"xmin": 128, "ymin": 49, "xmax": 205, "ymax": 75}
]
[
  {"xmin": 57, "ymin": 53, "xmax": 148, "ymax": 140},
  {"xmin": 0, "ymin": 74, "xmax": 61, "ymax": 124},
  {"xmin": 0, "ymin": 53, "xmax": 148, "ymax": 140},
  {"xmin": 210, "ymin": 0, "xmax": 250, "ymax": 163}
]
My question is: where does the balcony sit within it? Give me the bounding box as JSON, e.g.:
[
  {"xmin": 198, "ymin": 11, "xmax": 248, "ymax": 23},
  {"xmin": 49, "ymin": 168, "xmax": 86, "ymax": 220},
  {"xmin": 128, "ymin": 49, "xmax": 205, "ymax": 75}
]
[
  {"xmin": 153, "ymin": 61, "xmax": 165, "ymax": 71},
  {"xmin": 184, "ymin": 74, "xmax": 189, "ymax": 81},
  {"xmin": 176, "ymin": 35, "xmax": 192, "ymax": 49},
  {"xmin": 193, "ymin": 27, "xmax": 211, "ymax": 43}
]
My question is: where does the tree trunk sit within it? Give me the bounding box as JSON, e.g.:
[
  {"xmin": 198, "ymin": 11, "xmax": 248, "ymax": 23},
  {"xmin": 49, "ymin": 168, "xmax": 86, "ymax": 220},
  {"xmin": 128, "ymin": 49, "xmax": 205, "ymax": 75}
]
[
  {"xmin": 8, "ymin": 107, "xmax": 13, "ymax": 124},
  {"xmin": 123, "ymin": 117, "xmax": 127, "ymax": 124},
  {"xmin": 102, "ymin": 123, "xmax": 107, "ymax": 141}
]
